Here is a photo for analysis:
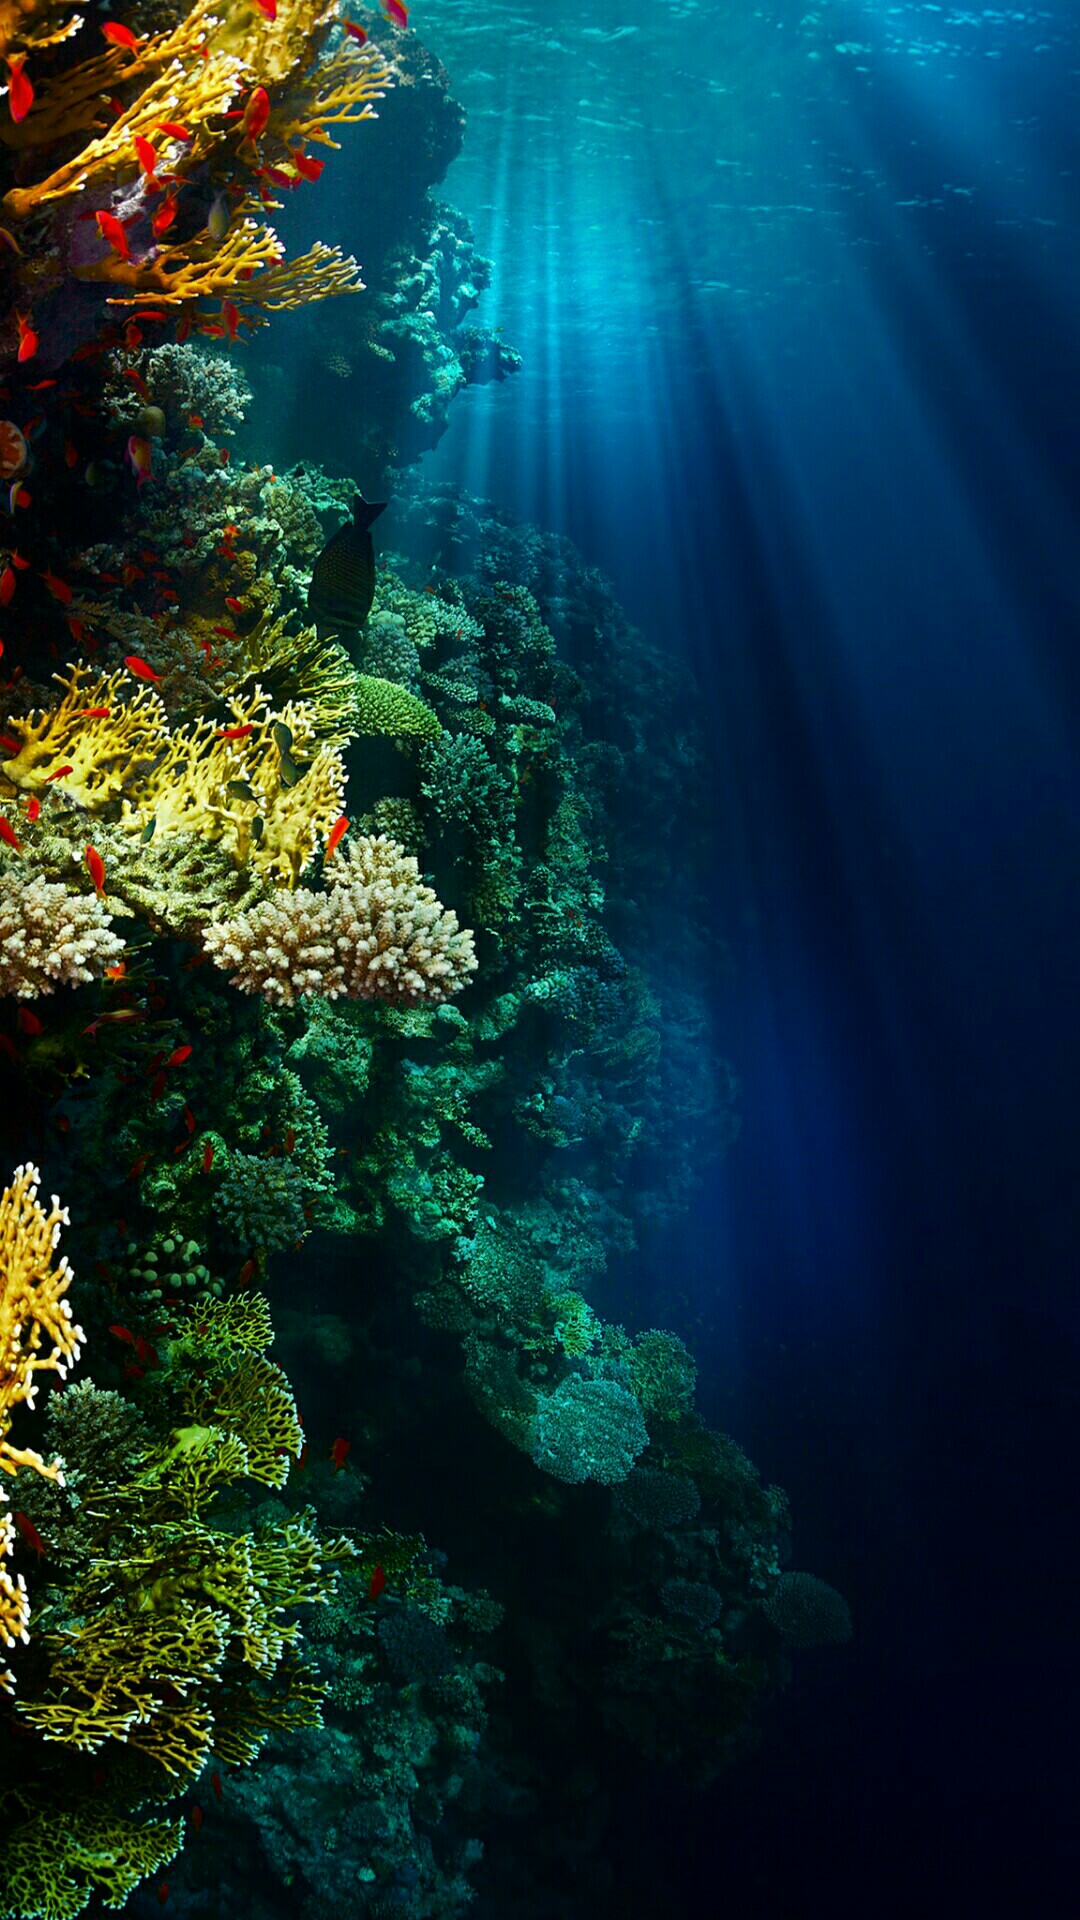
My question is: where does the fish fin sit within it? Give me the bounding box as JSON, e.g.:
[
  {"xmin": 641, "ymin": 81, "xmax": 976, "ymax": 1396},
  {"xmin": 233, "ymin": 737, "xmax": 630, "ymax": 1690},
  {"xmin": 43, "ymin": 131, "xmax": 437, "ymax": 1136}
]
[{"xmin": 353, "ymin": 494, "xmax": 387, "ymax": 529}]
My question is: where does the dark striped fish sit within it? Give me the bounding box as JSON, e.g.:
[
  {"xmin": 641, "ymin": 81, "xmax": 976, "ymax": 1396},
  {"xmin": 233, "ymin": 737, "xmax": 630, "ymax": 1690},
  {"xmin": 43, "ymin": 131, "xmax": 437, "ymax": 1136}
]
[{"xmin": 308, "ymin": 493, "xmax": 386, "ymax": 640}]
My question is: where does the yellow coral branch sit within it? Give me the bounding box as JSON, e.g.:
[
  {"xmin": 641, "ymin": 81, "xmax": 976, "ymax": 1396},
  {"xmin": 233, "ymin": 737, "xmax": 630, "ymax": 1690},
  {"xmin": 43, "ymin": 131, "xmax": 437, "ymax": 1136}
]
[
  {"xmin": 4, "ymin": 52, "xmax": 246, "ymax": 215},
  {"xmin": 277, "ymin": 44, "xmax": 391, "ymax": 149}
]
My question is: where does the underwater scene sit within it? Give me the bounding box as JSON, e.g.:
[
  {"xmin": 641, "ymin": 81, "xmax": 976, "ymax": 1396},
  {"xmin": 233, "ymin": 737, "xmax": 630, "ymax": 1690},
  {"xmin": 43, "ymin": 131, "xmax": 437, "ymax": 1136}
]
[{"xmin": 1, "ymin": 0, "xmax": 1077, "ymax": 1914}]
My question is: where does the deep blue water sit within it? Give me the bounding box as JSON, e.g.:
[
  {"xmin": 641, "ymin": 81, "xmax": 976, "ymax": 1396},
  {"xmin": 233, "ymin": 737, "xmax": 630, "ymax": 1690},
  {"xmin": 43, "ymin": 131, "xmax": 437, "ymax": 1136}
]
[{"xmin": 406, "ymin": 0, "xmax": 1080, "ymax": 1906}]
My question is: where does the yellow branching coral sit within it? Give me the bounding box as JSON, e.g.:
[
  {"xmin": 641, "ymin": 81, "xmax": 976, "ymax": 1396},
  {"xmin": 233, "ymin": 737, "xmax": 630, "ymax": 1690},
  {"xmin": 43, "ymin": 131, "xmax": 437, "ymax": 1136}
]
[
  {"xmin": 277, "ymin": 42, "xmax": 392, "ymax": 150},
  {"xmin": 2, "ymin": 0, "xmax": 225, "ymax": 150},
  {"xmin": 1, "ymin": 666, "xmax": 347, "ymax": 886},
  {"xmin": 0, "ymin": 1162, "xmax": 83, "ymax": 1486},
  {"xmin": 182, "ymin": 1353, "xmax": 303, "ymax": 1490},
  {"xmin": 0, "ymin": 1163, "xmax": 81, "ymax": 1692},
  {"xmin": 0, "ymin": 662, "xmax": 169, "ymax": 810},
  {"xmin": 4, "ymin": 54, "xmax": 246, "ymax": 214},
  {"xmin": 0, "ymin": 1794, "xmax": 184, "ymax": 1919}
]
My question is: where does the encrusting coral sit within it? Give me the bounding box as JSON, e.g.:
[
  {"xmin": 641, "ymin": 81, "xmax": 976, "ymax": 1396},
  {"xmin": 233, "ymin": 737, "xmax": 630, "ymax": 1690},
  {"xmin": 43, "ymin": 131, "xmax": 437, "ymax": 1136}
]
[{"xmin": 204, "ymin": 833, "xmax": 478, "ymax": 1008}]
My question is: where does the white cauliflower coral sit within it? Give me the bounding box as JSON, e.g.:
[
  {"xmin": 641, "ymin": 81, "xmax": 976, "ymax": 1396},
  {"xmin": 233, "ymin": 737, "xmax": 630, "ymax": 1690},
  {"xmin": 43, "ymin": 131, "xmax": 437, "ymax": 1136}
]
[
  {"xmin": 0, "ymin": 873, "xmax": 125, "ymax": 998},
  {"xmin": 203, "ymin": 835, "xmax": 478, "ymax": 1011}
]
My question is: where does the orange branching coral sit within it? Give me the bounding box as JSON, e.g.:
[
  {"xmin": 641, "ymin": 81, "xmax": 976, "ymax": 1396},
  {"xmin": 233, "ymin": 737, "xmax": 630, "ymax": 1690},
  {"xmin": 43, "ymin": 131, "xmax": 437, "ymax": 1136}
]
[
  {"xmin": 3, "ymin": 52, "xmax": 246, "ymax": 214},
  {"xmin": 78, "ymin": 213, "xmax": 362, "ymax": 313},
  {"xmin": 0, "ymin": 1163, "xmax": 82, "ymax": 1694},
  {"xmin": 0, "ymin": 1162, "xmax": 83, "ymax": 1487},
  {"xmin": 1, "ymin": 0, "xmax": 234, "ymax": 150},
  {"xmin": 277, "ymin": 42, "xmax": 392, "ymax": 151},
  {"xmin": 0, "ymin": 0, "xmax": 81, "ymax": 68}
]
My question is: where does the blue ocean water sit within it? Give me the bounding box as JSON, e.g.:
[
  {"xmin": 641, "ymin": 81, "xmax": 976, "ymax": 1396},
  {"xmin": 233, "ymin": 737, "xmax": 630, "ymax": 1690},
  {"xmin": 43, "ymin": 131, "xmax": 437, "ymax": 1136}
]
[{"xmin": 405, "ymin": 0, "xmax": 1080, "ymax": 1906}]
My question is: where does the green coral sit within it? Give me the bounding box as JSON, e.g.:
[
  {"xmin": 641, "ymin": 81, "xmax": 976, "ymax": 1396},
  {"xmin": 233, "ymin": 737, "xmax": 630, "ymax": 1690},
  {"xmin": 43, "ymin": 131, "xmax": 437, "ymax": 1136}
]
[
  {"xmin": 0, "ymin": 1799, "xmax": 183, "ymax": 1919},
  {"xmin": 353, "ymin": 674, "xmax": 441, "ymax": 741}
]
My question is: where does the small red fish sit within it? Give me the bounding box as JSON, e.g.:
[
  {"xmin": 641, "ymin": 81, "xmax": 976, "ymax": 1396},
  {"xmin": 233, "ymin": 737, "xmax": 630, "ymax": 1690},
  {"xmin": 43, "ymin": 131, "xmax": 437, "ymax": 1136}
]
[
  {"xmin": 247, "ymin": 0, "xmax": 277, "ymax": 20},
  {"xmin": 64, "ymin": 439, "xmax": 79, "ymax": 469},
  {"xmin": 152, "ymin": 194, "xmax": 178, "ymax": 238},
  {"xmin": 44, "ymin": 765, "xmax": 73, "ymax": 782},
  {"xmin": 292, "ymin": 149, "xmax": 324, "ymax": 184},
  {"xmin": 156, "ymin": 1884, "xmax": 169, "ymax": 1908},
  {"xmin": 382, "ymin": 0, "xmax": 408, "ymax": 25},
  {"xmin": 13, "ymin": 1512, "xmax": 45, "ymax": 1558},
  {"xmin": 237, "ymin": 1259, "xmax": 255, "ymax": 1286},
  {"xmin": 85, "ymin": 844, "xmax": 106, "ymax": 896},
  {"xmin": 96, "ymin": 210, "xmax": 132, "ymax": 260},
  {"xmin": 241, "ymin": 85, "xmax": 270, "ymax": 144},
  {"xmin": 188, "ymin": 413, "xmax": 204, "ymax": 428},
  {"xmin": 134, "ymin": 134, "xmax": 159, "ymax": 183},
  {"xmin": 224, "ymin": 596, "xmax": 244, "ymax": 615},
  {"xmin": 344, "ymin": 18, "xmax": 367, "ymax": 43},
  {"xmin": 25, "ymin": 797, "xmax": 40, "ymax": 822},
  {"xmin": 222, "ymin": 299, "xmax": 239, "ymax": 342},
  {"xmin": 66, "ymin": 616, "xmax": 87, "ymax": 643},
  {"xmin": 157, "ymin": 121, "xmax": 191, "ymax": 141},
  {"xmin": 17, "ymin": 1006, "xmax": 42, "ymax": 1036},
  {"xmin": 109, "ymin": 1323, "xmax": 136, "ymax": 1345},
  {"xmin": 79, "ymin": 707, "xmax": 111, "ymax": 719},
  {"xmin": 330, "ymin": 1436, "xmax": 351, "ymax": 1474},
  {"xmin": 102, "ymin": 21, "xmax": 141, "ymax": 51},
  {"xmin": 167, "ymin": 1044, "xmax": 192, "ymax": 1067},
  {"xmin": 325, "ymin": 815, "xmax": 349, "ymax": 859},
  {"xmin": 176, "ymin": 312, "xmax": 193, "ymax": 344},
  {"xmin": 11, "ymin": 552, "xmax": 29, "ymax": 570},
  {"xmin": 217, "ymin": 723, "xmax": 252, "ymax": 740},
  {"xmin": 0, "ymin": 734, "xmax": 21, "ymax": 752},
  {"xmin": 16, "ymin": 312, "xmax": 37, "ymax": 363},
  {"xmin": 105, "ymin": 960, "xmax": 125, "ymax": 978},
  {"xmin": 124, "ymin": 654, "xmax": 161, "ymax": 681},
  {"xmin": 6, "ymin": 55, "xmax": 34, "ymax": 125},
  {"xmin": 124, "ymin": 368, "xmax": 150, "ymax": 400},
  {"xmin": 368, "ymin": 1563, "xmax": 386, "ymax": 1599},
  {"xmin": 284, "ymin": 1128, "xmax": 295, "ymax": 1154},
  {"xmin": 190, "ymin": 1804, "xmax": 203, "ymax": 1835},
  {"xmin": 210, "ymin": 1771, "xmax": 223, "ymax": 1802},
  {"xmin": 41, "ymin": 567, "xmax": 72, "ymax": 604},
  {"xmin": 0, "ymin": 565, "xmax": 14, "ymax": 606},
  {"xmin": 149, "ymin": 1068, "xmax": 167, "ymax": 1101},
  {"xmin": 0, "ymin": 815, "xmax": 21, "ymax": 851}
]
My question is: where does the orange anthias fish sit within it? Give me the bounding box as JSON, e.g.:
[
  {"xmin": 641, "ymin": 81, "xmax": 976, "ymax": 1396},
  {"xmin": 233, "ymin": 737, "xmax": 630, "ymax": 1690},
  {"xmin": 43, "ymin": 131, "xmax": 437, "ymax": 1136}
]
[
  {"xmin": 96, "ymin": 210, "xmax": 132, "ymax": 260},
  {"xmin": 41, "ymin": 567, "xmax": 72, "ymax": 604},
  {"xmin": 6, "ymin": 55, "xmax": 34, "ymax": 125},
  {"xmin": 326, "ymin": 815, "xmax": 349, "ymax": 859},
  {"xmin": 330, "ymin": 1437, "xmax": 351, "ymax": 1473},
  {"xmin": 210, "ymin": 1771, "xmax": 223, "ymax": 1802},
  {"xmin": 0, "ymin": 816, "xmax": 21, "ymax": 851},
  {"xmin": 202, "ymin": 1139, "xmax": 214, "ymax": 1173},
  {"xmin": 134, "ymin": 134, "xmax": 159, "ymax": 184},
  {"xmin": 25, "ymin": 797, "xmax": 40, "ymax": 822},
  {"xmin": 166, "ymin": 1044, "xmax": 192, "ymax": 1067},
  {"xmin": 221, "ymin": 299, "xmax": 239, "ymax": 343},
  {"xmin": 291, "ymin": 148, "xmax": 324, "ymax": 184},
  {"xmin": 16, "ymin": 312, "xmax": 37, "ymax": 362},
  {"xmin": 152, "ymin": 193, "xmax": 178, "ymax": 238},
  {"xmin": 344, "ymin": 18, "xmax": 367, "ymax": 44},
  {"xmin": 382, "ymin": 0, "xmax": 409, "ymax": 25},
  {"xmin": 85, "ymin": 844, "xmax": 106, "ymax": 896},
  {"xmin": 248, "ymin": 0, "xmax": 277, "ymax": 20},
  {"xmin": 102, "ymin": 21, "xmax": 142, "ymax": 51},
  {"xmin": 17, "ymin": 1006, "xmax": 42, "ymax": 1036},
  {"xmin": 127, "ymin": 435, "xmax": 154, "ymax": 490},
  {"xmin": 368, "ymin": 1563, "xmax": 386, "ymax": 1599},
  {"xmin": 14, "ymin": 1511, "xmax": 45, "ymax": 1558},
  {"xmin": 190, "ymin": 1804, "xmax": 203, "ymax": 1835},
  {"xmin": 157, "ymin": 121, "xmax": 192, "ymax": 142},
  {"xmin": 241, "ymin": 85, "xmax": 270, "ymax": 145},
  {"xmin": 0, "ymin": 564, "xmax": 15, "ymax": 606},
  {"xmin": 217, "ymin": 723, "xmax": 252, "ymax": 740},
  {"xmin": 124, "ymin": 654, "xmax": 161, "ymax": 681}
]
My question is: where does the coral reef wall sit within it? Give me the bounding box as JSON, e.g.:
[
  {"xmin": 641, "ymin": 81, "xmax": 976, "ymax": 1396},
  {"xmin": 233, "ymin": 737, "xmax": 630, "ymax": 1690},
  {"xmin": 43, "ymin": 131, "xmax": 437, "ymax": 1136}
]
[{"xmin": 0, "ymin": 5, "xmax": 842, "ymax": 1916}]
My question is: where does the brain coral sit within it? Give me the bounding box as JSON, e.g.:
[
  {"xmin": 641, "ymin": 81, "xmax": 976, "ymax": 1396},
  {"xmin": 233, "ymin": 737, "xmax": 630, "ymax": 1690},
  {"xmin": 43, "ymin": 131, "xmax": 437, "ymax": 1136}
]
[
  {"xmin": 530, "ymin": 1375, "xmax": 649, "ymax": 1486},
  {"xmin": 203, "ymin": 836, "xmax": 477, "ymax": 1011},
  {"xmin": 0, "ymin": 873, "xmax": 125, "ymax": 998}
]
